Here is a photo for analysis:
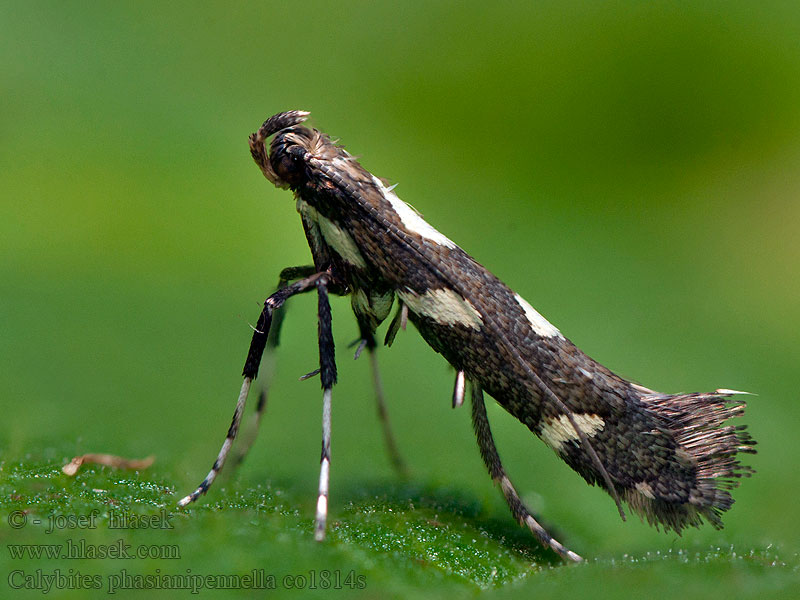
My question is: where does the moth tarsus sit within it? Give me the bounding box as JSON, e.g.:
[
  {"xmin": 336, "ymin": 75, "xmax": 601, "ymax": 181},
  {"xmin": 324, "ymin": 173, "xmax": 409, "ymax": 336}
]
[
  {"xmin": 179, "ymin": 111, "xmax": 756, "ymax": 561},
  {"xmin": 470, "ymin": 382, "xmax": 583, "ymax": 562}
]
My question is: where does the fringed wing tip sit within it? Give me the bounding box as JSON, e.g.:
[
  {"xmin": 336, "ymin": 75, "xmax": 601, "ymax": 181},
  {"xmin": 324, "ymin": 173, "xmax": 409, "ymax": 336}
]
[{"xmin": 622, "ymin": 387, "xmax": 756, "ymax": 533}]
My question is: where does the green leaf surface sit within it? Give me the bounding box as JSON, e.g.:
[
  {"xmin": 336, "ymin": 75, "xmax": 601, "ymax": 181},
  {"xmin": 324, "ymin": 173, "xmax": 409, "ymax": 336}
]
[{"xmin": 2, "ymin": 458, "xmax": 796, "ymax": 598}]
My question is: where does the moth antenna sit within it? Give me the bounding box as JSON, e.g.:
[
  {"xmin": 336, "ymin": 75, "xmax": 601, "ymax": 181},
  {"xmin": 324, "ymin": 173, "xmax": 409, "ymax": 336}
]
[
  {"xmin": 256, "ymin": 110, "xmax": 310, "ymax": 140},
  {"xmin": 249, "ymin": 110, "xmax": 310, "ymax": 187}
]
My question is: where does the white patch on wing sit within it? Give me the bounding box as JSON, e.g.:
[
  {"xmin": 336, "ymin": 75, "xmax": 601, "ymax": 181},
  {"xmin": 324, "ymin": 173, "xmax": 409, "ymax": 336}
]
[
  {"xmin": 297, "ymin": 198, "xmax": 367, "ymax": 268},
  {"xmin": 397, "ymin": 287, "xmax": 482, "ymax": 330},
  {"xmin": 296, "ymin": 199, "xmax": 325, "ymax": 254},
  {"xmin": 540, "ymin": 413, "xmax": 605, "ymax": 451},
  {"xmin": 513, "ymin": 293, "xmax": 562, "ymax": 339},
  {"xmin": 316, "ymin": 214, "xmax": 368, "ymax": 269},
  {"xmin": 372, "ymin": 176, "xmax": 457, "ymax": 248}
]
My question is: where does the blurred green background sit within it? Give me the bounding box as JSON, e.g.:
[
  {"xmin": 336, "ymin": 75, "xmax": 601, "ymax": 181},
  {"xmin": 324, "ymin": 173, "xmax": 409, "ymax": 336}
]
[{"xmin": 2, "ymin": 1, "xmax": 798, "ymax": 598}]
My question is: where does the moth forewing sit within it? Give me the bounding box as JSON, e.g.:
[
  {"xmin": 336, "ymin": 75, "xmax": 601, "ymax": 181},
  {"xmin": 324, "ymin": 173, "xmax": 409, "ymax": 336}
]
[{"xmin": 178, "ymin": 111, "xmax": 755, "ymax": 563}]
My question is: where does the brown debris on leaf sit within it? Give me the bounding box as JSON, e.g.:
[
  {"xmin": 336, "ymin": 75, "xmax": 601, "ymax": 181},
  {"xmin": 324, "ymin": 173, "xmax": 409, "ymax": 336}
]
[{"xmin": 62, "ymin": 454, "xmax": 155, "ymax": 476}]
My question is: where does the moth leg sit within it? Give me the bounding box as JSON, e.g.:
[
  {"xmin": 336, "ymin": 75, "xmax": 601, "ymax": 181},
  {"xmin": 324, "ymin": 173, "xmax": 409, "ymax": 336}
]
[
  {"xmin": 383, "ymin": 300, "xmax": 408, "ymax": 347},
  {"xmin": 362, "ymin": 332, "xmax": 408, "ymax": 477},
  {"xmin": 314, "ymin": 275, "xmax": 336, "ymax": 541},
  {"xmin": 178, "ymin": 270, "xmax": 329, "ymax": 508},
  {"xmin": 352, "ymin": 300, "xmax": 408, "ymax": 477},
  {"xmin": 231, "ymin": 387, "xmax": 267, "ymax": 470},
  {"xmin": 233, "ymin": 265, "xmax": 318, "ymax": 469},
  {"xmin": 470, "ymin": 382, "xmax": 583, "ymax": 562}
]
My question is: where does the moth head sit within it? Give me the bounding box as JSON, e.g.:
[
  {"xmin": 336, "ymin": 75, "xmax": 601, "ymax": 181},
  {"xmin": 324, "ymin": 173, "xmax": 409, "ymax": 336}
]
[
  {"xmin": 269, "ymin": 129, "xmax": 311, "ymax": 188},
  {"xmin": 249, "ymin": 110, "xmax": 312, "ymax": 190},
  {"xmin": 269, "ymin": 126, "xmax": 322, "ymax": 188}
]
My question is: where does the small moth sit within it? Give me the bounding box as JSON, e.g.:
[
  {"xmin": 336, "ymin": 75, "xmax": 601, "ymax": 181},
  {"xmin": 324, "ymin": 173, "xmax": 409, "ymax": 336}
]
[{"xmin": 179, "ymin": 111, "xmax": 755, "ymax": 561}]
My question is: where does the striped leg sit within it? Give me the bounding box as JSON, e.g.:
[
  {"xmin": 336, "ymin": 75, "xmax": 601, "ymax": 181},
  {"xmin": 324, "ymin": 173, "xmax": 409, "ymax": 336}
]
[
  {"xmin": 314, "ymin": 276, "xmax": 336, "ymax": 540},
  {"xmin": 470, "ymin": 382, "xmax": 583, "ymax": 562},
  {"xmin": 233, "ymin": 265, "xmax": 317, "ymax": 469},
  {"xmin": 178, "ymin": 270, "xmax": 328, "ymax": 508},
  {"xmin": 232, "ymin": 387, "xmax": 267, "ymax": 470}
]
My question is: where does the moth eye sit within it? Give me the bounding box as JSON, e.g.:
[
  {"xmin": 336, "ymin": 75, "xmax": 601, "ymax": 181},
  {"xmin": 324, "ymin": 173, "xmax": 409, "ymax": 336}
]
[{"xmin": 271, "ymin": 146, "xmax": 306, "ymax": 186}]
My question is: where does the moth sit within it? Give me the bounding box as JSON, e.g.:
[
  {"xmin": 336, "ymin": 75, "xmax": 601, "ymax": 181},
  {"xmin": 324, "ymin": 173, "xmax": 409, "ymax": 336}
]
[{"xmin": 179, "ymin": 110, "xmax": 755, "ymax": 561}]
